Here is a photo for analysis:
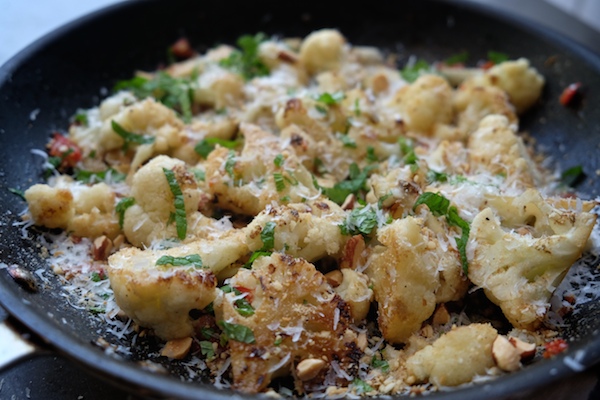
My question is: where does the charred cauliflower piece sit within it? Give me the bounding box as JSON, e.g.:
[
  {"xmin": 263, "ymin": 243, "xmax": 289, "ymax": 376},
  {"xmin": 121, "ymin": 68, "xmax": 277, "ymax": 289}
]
[
  {"xmin": 214, "ymin": 253, "xmax": 361, "ymax": 394},
  {"xmin": 467, "ymin": 189, "xmax": 596, "ymax": 329},
  {"xmin": 204, "ymin": 122, "xmax": 318, "ymax": 216},
  {"xmin": 25, "ymin": 177, "xmax": 120, "ymax": 239},
  {"xmin": 454, "ymin": 84, "xmax": 517, "ymax": 136},
  {"xmin": 107, "ymin": 250, "xmax": 218, "ymax": 340},
  {"xmin": 406, "ymin": 323, "xmax": 498, "ymax": 387},
  {"xmin": 366, "ymin": 217, "xmax": 464, "ymax": 344},
  {"xmin": 244, "ymin": 199, "xmax": 347, "ymax": 262}
]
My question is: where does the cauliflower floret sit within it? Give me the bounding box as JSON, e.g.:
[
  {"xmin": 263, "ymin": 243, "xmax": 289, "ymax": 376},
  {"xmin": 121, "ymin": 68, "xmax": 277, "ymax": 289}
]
[
  {"xmin": 406, "ymin": 324, "xmax": 498, "ymax": 386},
  {"xmin": 454, "ymin": 84, "xmax": 517, "ymax": 136},
  {"xmin": 366, "ymin": 165, "xmax": 425, "ymax": 218},
  {"xmin": 244, "ymin": 199, "xmax": 347, "ymax": 262},
  {"xmin": 122, "ymin": 155, "xmax": 212, "ymax": 247},
  {"xmin": 299, "ymin": 29, "xmax": 347, "ymax": 75},
  {"xmin": 467, "ymin": 189, "xmax": 596, "ymax": 329},
  {"xmin": 387, "ymin": 74, "xmax": 454, "ymax": 136},
  {"xmin": 463, "ymin": 58, "xmax": 544, "ymax": 114},
  {"xmin": 204, "ymin": 123, "xmax": 318, "ymax": 216},
  {"xmin": 468, "ymin": 114, "xmax": 541, "ymax": 188},
  {"xmin": 194, "ymin": 64, "xmax": 245, "ymax": 109},
  {"xmin": 25, "ymin": 177, "xmax": 119, "ymax": 239},
  {"xmin": 97, "ymin": 98, "xmax": 186, "ymax": 171},
  {"xmin": 214, "ymin": 253, "xmax": 360, "ymax": 393},
  {"xmin": 107, "ymin": 250, "xmax": 218, "ymax": 340},
  {"xmin": 366, "ymin": 217, "xmax": 463, "ymax": 344}
]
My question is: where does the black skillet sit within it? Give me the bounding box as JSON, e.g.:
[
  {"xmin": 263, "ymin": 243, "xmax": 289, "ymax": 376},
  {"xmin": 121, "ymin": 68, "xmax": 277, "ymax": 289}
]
[{"xmin": 1, "ymin": 0, "xmax": 600, "ymax": 399}]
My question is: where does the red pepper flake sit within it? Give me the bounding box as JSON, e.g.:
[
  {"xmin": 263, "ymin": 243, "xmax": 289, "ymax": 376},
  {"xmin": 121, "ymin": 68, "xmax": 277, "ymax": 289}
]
[
  {"xmin": 478, "ymin": 60, "xmax": 495, "ymax": 70},
  {"xmin": 559, "ymin": 82, "xmax": 582, "ymax": 107},
  {"xmin": 170, "ymin": 37, "xmax": 194, "ymax": 60},
  {"xmin": 48, "ymin": 132, "xmax": 82, "ymax": 169},
  {"xmin": 543, "ymin": 338, "xmax": 568, "ymax": 358},
  {"xmin": 234, "ymin": 286, "xmax": 254, "ymax": 303}
]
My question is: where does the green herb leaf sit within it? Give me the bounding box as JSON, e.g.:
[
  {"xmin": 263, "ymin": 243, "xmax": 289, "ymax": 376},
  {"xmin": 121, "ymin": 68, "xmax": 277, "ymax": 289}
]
[
  {"xmin": 219, "ymin": 33, "xmax": 270, "ymax": 80},
  {"xmin": 90, "ymin": 271, "xmax": 107, "ymax": 282},
  {"xmin": 74, "ymin": 168, "xmax": 126, "ymax": 183},
  {"xmin": 352, "ymin": 378, "xmax": 373, "ymax": 394},
  {"xmin": 162, "ymin": 168, "xmax": 187, "ymax": 240},
  {"xmin": 8, "ymin": 188, "xmax": 25, "ymax": 201},
  {"xmin": 244, "ymin": 250, "xmax": 272, "ymax": 269},
  {"xmin": 273, "ymin": 172, "xmax": 286, "ymax": 192},
  {"xmin": 314, "ymin": 91, "xmax": 345, "ymax": 105},
  {"xmin": 199, "ymin": 341, "xmax": 215, "ymax": 358},
  {"xmin": 316, "ymin": 163, "xmax": 378, "ymax": 205},
  {"xmin": 487, "ymin": 51, "xmax": 509, "ymax": 64},
  {"xmin": 371, "ymin": 356, "xmax": 389, "ymax": 372},
  {"xmin": 190, "ymin": 167, "xmax": 205, "ymax": 182},
  {"xmin": 115, "ymin": 197, "xmax": 135, "ymax": 229},
  {"xmin": 225, "ymin": 150, "xmax": 237, "ymax": 178},
  {"xmin": 73, "ymin": 111, "xmax": 88, "ymax": 126},
  {"xmin": 260, "ymin": 221, "xmax": 276, "ymax": 251},
  {"xmin": 339, "ymin": 134, "xmax": 357, "ymax": 148},
  {"xmin": 413, "ymin": 192, "xmax": 450, "ymax": 217},
  {"xmin": 340, "ymin": 205, "xmax": 380, "ymax": 237},
  {"xmin": 194, "ymin": 137, "xmax": 243, "ymax": 158},
  {"xmin": 111, "ymin": 120, "xmax": 155, "ymax": 151},
  {"xmin": 398, "ymin": 137, "xmax": 417, "ymax": 165},
  {"xmin": 273, "ymin": 154, "xmax": 284, "ymax": 167},
  {"xmin": 444, "ymin": 51, "xmax": 469, "ymax": 66},
  {"xmin": 414, "ymin": 192, "xmax": 470, "ymax": 273},
  {"xmin": 427, "ymin": 170, "xmax": 448, "ymax": 183},
  {"xmin": 218, "ymin": 321, "xmax": 255, "ymax": 343},
  {"xmin": 560, "ymin": 165, "xmax": 585, "ymax": 187},
  {"xmin": 113, "ymin": 72, "xmax": 196, "ymax": 122},
  {"xmin": 366, "ymin": 146, "xmax": 378, "ymax": 163},
  {"xmin": 155, "ymin": 254, "xmax": 204, "ymax": 268},
  {"xmin": 400, "ymin": 59, "xmax": 430, "ymax": 83}
]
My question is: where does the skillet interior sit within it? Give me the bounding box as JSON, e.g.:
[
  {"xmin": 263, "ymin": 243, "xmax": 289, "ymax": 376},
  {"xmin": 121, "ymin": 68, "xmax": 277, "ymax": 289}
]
[{"xmin": 1, "ymin": 0, "xmax": 600, "ymax": 398}]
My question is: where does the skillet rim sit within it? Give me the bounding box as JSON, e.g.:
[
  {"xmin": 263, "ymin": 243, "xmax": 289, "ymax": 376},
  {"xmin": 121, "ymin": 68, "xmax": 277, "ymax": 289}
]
[{"xmin": 1, "ymin": 0, "xmax": 600, "ymax": 399}]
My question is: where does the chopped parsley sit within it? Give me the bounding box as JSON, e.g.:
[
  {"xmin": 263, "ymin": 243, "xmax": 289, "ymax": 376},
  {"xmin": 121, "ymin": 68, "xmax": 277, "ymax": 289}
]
[
  {"xmin": 260, "ymin": 221, "xmax": 276, "ymax": 250},
  {"xmin": 398, "ymin": 137, "xmax": 417, "ymax": 165},
  {"xmin": 162, "ymin": 168, "xmax": 187, "ymax": 240},
  {"xmin": 221, "ymin": 285, "xmax": 255, "ymax": 317},
  {"xmin": 74, "ymin": 168, "xmax": 126, "ymax": 183},
  {"xmin": 219, "ymin": 33, "xmax": 270, "ymax": 80},
  {"xmin": 371, "ymin": 355, "xmax": 389, "ymax": 372},
  {"xmin": 315, "ymin": 163, "xmax": 377, "ymax": 205},
  {"xmin": 400, "ymin": 59, "xmax": 430, "ymax": 83},
  {"xmin": 90, "ymin": 271, "xmax": 107, "ymax": 282},
  {"xmin": 413, "ymin": 192, "xmax": 470, "ymax": 274},
  {"xmin": 338, "ymin": 134, "xmax": 357, "ymax": 148},
  {"xmin": 273, "ymin": 172, "xmax": 286, "ymax": 192},
  {"xmin": 113, "ymin": 71, "xmax": 195, "ymax": 122},
  {"xmin": 427, "ymin": 170, "xmax": 448, "ymax": 183},
  {"xmin": 352, "ymin": 378, "xmax": 374, "ymax": 394},
  {"xmin": 218, "ymin": 321, "xmax": 255, "ymax": 344},
  {"xmin": 224, "ymin": 150, "xmax": 237, "ymax": 178},
  {"xmin": 194, "ymin": 137, "xmax": 243, "ymax": 159},
  {"xmin": 111, "ymin": 120, "xmax": 155, "ymax": 151},
  {"xmin": 366, "ymin": 146, "xmax": 378, "ymax": 162},
  {"xmin": 73, "ymin": 111, "xmax": 88, "ymax": 126},
  {"xmin": 8, "ymin": 188, "xmax": 25, "ymax": 201},
  {"xmin": 155, "ymin": 254, "xmax": 204, "ymax": 268},
  {"xmin": 115, "ymin": 197, "xmax": 135, "ymax": 229},
  {"xmin": 444, "ymin": 51, "xmax": 469, "ymax": 66},
  {"xmin": 560, "ymin": 165, "xmax": 585, "ymax": 188},
  {"xmin": 314, "ymin": 91, "xmax": 345, "ymax": 105},
  {"xmin": 487, "ymin": 51, "xmax": 509, "ymax": 64},
  {"xmin": 199, "ymin": 341, "xmax": 215, "ymax": 358},
  {"xmin": 340, "ymin": 205, "xmax": 380, "ymax": 237},
  {"xmin": 273, "ymin": 153, "xmax": 284, "ymax": 167}
]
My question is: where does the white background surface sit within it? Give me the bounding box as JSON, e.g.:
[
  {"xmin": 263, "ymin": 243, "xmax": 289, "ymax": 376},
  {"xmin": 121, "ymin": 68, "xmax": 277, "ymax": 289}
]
[{"xmin": 1, "ymin": 0, "xmax": 599, "ymax": 69}]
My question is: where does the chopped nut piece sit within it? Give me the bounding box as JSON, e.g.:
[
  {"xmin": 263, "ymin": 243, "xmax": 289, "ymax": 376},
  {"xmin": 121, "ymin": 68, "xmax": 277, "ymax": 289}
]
[
  {"xmin": 339, "ymin": 235, "xmax": 366, "ymax": 270},
  {"xmin": 296, "ymin": 358, "xmax": 327, "ymax": 381},
  {"xmin": 341, "ymin": 193, "xmax": 356, "ymax": 210},
  {"xmin": 325, "ymin": 270, "xmax": 344, "ymax": 287},
  {"xmin": 509, "ymin": 337, "xmax": 536, "ymax": 360},
  {"xmin": 160, "ymin": 337, "xmax": 193, "ymax": 359},
  {"xmin": 93, "ymin": 235, "xmax": 113, "ymax": 261},
  {"xmin": 492, "ymin": 335, "xmax": 520, "ymax": 372},
  {"xmin": 432, "ymin": 304, "xmax": 450, "ymax": 326}
]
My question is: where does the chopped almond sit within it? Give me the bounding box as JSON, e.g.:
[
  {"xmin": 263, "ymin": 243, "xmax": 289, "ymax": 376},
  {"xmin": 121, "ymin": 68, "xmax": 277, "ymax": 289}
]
[{"xmin": 160, "ymin": 337, "xmax": 193, "ymax": 359}]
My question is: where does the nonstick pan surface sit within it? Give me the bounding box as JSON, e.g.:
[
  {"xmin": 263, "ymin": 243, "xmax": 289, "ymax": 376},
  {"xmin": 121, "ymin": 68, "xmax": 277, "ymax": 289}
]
[{"xmin": 1, "ymin": 0, "xmax": 600, "ymax": 399}]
